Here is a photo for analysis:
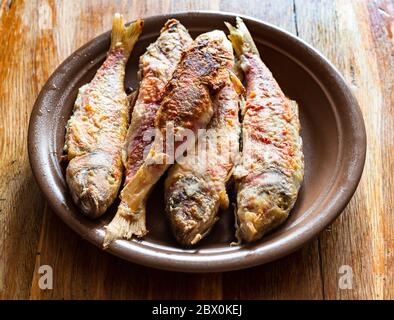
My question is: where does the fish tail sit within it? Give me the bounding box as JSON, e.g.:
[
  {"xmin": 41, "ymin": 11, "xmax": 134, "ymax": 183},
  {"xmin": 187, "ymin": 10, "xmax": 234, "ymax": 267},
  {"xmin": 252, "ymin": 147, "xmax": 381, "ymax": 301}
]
[
  {"xmin": 225, "ymin": 17, "xmax": 259, "ymax": 58},
  {"xmin": 103, "ymin": 202, "xmax": 147, "ymax": 248},
  {"xmin": 103, "ymin": 166, "xmax": 154, "ymax": 247},
  {"xmin": 111, "ymin": 13, "xmax": 144, "ymax": 58}
]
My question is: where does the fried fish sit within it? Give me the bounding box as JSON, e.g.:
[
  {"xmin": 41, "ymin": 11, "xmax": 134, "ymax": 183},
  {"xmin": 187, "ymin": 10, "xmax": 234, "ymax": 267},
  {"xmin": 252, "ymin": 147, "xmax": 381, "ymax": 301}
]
[
  {"xmin": 104, "ymin": 30, "xmax": 235, "ymax": 246},
  {"xmin": 226, "ymin": 18, "xmax": 304, "ymax": 242},
  {"xmin": 164, "ymin": 62, "xmax": 242, "ymax": 246},
  {"xmin": 114, "ymin": 19, "xmax": 192, "ymax": 239},
  {"xmin": 64, "ymin": 14, "xmax": 143, "ymax": 218}
]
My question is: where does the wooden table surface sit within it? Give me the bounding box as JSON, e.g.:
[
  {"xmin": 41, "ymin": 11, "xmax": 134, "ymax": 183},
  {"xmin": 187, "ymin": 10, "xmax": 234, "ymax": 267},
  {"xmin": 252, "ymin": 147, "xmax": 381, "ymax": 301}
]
[{"xmin": 0, "ymin": 0, "xmax": 393, "ymax": 300}]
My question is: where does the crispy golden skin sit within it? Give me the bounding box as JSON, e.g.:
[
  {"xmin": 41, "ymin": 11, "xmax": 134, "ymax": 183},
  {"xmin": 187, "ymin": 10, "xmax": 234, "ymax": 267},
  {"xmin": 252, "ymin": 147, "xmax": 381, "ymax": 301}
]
[
  {"xmin": 226, "ymin": 18, "xmax": 304, "ymax": 243},
  {"xmin": 114, "ymin": 19, "xmax": 193, "ymax": 238},
  {"xmin": 123, "ymin": 19, "xmax": 192, "ymax": 180},
  {"xmin": 164, "ymin": 71, "xmax": 242, "ymax": 246},
  {"xmin": 64, "ymin": 15, "xmax": 143, "ymax": 218},
  {"xmin": 104, "ymin": 30, "xmax": 234, "ymax": 246}
]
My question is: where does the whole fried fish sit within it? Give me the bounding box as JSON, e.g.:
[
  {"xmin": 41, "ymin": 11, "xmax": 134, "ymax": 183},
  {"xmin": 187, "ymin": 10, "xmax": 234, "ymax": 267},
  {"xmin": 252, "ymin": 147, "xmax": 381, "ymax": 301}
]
[
  {"xmin": 226, "ymin": 18, "xmax": 304, "ymax": 242},
  {"xmin": 104, "ymin": 30, "xmax": 235, "ymax": 246},
  {"xmin": 164, "ymin": 67, "xmax": 242, "ymax": 246},
  {"xmin": 113, "ymin": 19, "xmax": 192, "ymax": 240},
  {"xmin": 64, "ymin": 14, "xmax": 143, "ymax": 218}
]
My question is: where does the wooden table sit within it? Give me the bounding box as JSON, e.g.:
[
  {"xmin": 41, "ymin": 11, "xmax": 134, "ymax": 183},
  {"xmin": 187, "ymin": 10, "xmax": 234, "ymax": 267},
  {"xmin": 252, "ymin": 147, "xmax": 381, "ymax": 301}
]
[{"xmin": 0, "ymin": 0, "xmax": 393, "ymax": 300}]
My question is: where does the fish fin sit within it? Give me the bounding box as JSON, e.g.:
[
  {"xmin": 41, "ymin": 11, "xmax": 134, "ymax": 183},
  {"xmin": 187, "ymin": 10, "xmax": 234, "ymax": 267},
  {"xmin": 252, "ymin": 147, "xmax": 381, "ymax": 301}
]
[
  {"xmin": 229, "ymin": 70, "xmax": 245, "ymax": 95},
  {"xmin": 103, "ymin": 204, "xmax": 147, "ymax": 248},
  {"xmin": 218, "ymin": 189, "xmax": 230, "ymax": 209},
  {"xmin": 225, "ymin": 17, "xmax": 260, "ymax": 58},
  {"xmin": 103, "ymin": 164, "xmax": 155, "ymax": 247},
  {"xmin": 231, "ymin": 202, "xmax": 242, "ymax": 246},
  {"xmin": 232, "ymin": 57, "xmax": 244, "ymax": 82},
  {"xmin": 111, "ymin": 13, "xmax": 144, "ymax": 59}
]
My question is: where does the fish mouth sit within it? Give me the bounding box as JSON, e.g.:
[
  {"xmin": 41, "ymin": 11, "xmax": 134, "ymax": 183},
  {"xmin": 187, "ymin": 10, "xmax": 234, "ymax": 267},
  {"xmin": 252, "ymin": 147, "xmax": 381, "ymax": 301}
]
[
  {"xmin": 235, "ymin": 174, "xmax": 295, "ymax": 242},
  {"xmin": 66, "ymin": 152, "xmax": 121, "ymax": 219},
  {"xmin": 77, "ymin": 185, "xmax": 104, "ymax": 218}
]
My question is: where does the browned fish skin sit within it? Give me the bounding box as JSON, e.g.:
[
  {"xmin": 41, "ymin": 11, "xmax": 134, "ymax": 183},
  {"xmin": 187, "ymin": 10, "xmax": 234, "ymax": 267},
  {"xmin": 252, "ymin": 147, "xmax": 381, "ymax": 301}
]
[
  {"xmin": 227, "ymin": 18, "xmax": 304, "ymax": 243},
  {"xmin": 155, "ymin": 31, "xmax": 233, "ymax": 132},
  {"xmin": 123, "ymin": 19, "xmax": 192, "ymax": 181},
  {"xmin": 64, "ymin": 14, "xmax": 143, "ymax": 218},
  {"xmin": 115, "ymin": 19, "xmax": 192, "ymax": 238},
  {"xmin": 103, "ymin": 30, "xmax": 234, "ymax": 246},
  {"xmin": 164, "ymin": 74, "xmax": 242, "ymax": 246}
]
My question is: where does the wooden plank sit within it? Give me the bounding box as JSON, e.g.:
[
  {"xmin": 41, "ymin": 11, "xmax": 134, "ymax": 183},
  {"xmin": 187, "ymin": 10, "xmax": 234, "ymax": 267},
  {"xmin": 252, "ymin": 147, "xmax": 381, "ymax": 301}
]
[
  {"xmin": 219, "ymin": 0, "xmax": 297, "ymax": 33},
  {"xmin": 0, "ymin": 0, "xmax": 56, "ymax": 299},
  {"xmin": 295, "ymin": 0, "xmax": 394, "ymax": 299},
  {"xmin": 368, "ymin": 0, "xmax": 394, "ymax": 300},
  {"xmin": 223, "ymin": 243, "xmax": 324, "ymax": 299},
  {"xmin": 30, "ymin": 207, "xmax": 150, "ymax": 299}
]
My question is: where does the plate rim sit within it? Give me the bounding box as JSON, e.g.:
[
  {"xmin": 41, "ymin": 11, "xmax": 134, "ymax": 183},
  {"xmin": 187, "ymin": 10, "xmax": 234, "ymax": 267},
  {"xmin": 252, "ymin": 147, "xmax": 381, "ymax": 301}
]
[{"xmin": 28, "ymin": 10, "xmax": 367, "ymax": 272}]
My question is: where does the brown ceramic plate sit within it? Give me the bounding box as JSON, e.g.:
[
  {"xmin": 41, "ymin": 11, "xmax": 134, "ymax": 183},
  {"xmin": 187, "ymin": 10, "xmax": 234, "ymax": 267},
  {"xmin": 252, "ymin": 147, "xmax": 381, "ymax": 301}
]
[{"xmin": 28, "ymin": 11, "xmax": 366, "ymax": 272}]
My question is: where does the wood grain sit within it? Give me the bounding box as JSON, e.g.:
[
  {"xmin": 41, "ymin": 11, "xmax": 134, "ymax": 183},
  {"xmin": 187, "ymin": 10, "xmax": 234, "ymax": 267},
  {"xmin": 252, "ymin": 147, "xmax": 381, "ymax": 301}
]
[
  {"xmin": 0, "ymin": 0, "xmax": 392, "ymax": 300},
  {"xmin": 295, "ymin": 0, "xmax": 394, "ymax": 299},
  {"xmin": 0, "ymin": 0, "xmax": 52, "ymax": 299}
]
